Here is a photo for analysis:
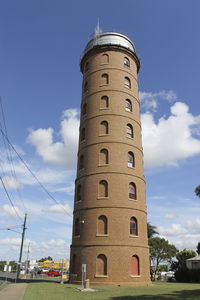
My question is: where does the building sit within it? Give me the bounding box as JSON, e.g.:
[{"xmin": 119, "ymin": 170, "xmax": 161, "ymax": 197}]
[
  {"xmin": 70, "ymin": 31, "xmax": 150, "ymax": 286},
  {"xmin": 186, "ymin": 256, "xmax": 200, "ymax": 270}
]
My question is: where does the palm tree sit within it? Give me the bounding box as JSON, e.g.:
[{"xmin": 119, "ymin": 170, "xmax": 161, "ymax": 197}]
[
  {"xmin": 195, "ymin": 185, "xmax": 200, "ymax": 198},
  {"xmin": 147, "ymin": 222, "xmax": 158, "ymax": 239}
]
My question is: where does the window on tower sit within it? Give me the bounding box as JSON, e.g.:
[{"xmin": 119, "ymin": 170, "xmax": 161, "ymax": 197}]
[
  {"xmin": 82, "ymin": 103, "xmax": 87, "ymax": 116},
  {"xmin": 71, "ymin": 254, "xmax": 77, "ymax": 274},
  {"xmin": 76, "ymin": 184, "xmax": 82, "ymax": 201},
  {"xmin": 131, "ymin": 255, "xmax": 140, "ymax": 276},
  {"xmin": 74, "ymin": 218, "xmax": 80, "ymax": 236},
  {"xmin": 85, "ymin": 62, "xmax": 89, "ymax": 72},
  {"xmin": 84, "ymin": 81, "xmax": 88, "ymax": 93},
  {"xmin": 125, "ymin": 99, "xmax": 132, "ymax": 112},
  {"xmin": 124, "ymin": 57, "xmax": 130, "ymax": 67},
  {"xmin": 99, "ymin": 149, "xmax": 109, "ymax": 165},
  {"xmin": 80, "ymin": 127, "xmax": 86, "ymax": 142},
  {"xmin": 96, "ymin": 254, "xmax": 107, "ymax": 276},
  {"xmin": 100, "ymin": 96, "xmax": 109, "ymax": 109},
  {"xmin": 79, "ymin": 155, "xmax": 84, "ymax": 170},
  {"xmin": 101, "ymin": 73, "xmax": 109, "ymax": 85},
  {"xmin": 97, "ymin": 215, "xmax": 108, "ymax": 235},
  {"xmin": 128, "ymin": 152, "xmax": 135, "ymax": 168},
  {"xmin": 129, "ymin": 183, "xmax": 136, "ymax": 200},
  {"xmin": 124, "ymin": 77, "xmax": 131, "ymax": 89},
  {"xmin": 100, "ymin": 121, "xmax": 109, "ymax": 135},
  {"xmin": 99, "ymin": 180, "xmax": 108, "ymax": 198},
  {"xmin": 126, "ymin": 124, "xmax": 134, "ymax": 138},
  {"xmin": 101, "ymin": 53, "xmax": 109, "ymax": 64},
  {"xmin": 130, "ymin": 217, "xmax": 138, "ymax": 236}
]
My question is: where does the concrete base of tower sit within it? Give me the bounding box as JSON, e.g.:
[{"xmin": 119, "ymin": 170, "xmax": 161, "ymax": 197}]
[{"xmin": 70, "ymin": 244, "xmax": 151, "ymax": 286}]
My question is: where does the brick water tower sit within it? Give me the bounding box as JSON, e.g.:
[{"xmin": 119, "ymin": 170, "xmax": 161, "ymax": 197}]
[{"xmin": 70, "ymin": 31, "xmax": 150, "ymax": 286}]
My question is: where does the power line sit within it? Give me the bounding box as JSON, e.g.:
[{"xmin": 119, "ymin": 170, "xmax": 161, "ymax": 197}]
[
  {"xmin": 0, "ymin": 175, "xmax": 23, "ymax": 221},
  {"xmin": 0, "ymin": 128, "xmax": 72, "ymax": 217}
]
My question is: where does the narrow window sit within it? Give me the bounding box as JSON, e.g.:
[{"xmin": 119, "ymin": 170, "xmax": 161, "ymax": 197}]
[
  {"xmin": 79, "ymin": 155, "xmax": 84, "ymax": 170},
  {"xmin": 101, "ymin": 96, "xmax": 109, "ymax": 109},
  {"xmin": 124, "ymin": 77, "xmax": 131, "ymax": 89},
  {"xmin": 99, "ymin": 180, "xmax": 108, "ymax": 197},
  {"xmin": 96, "ymin": 254, "xmax": 107, "ymax": 275},
  {"xmin": 101, "ymin": 54, "xmax": 109, "ymax": 64},
  {"xmin": 126, "ymin": 124, "xmax": 133, "ymax": 138},
  {"xmin": 74, "ymin": 218, "xmax": 80, "ymax": 236},
  {"xmin": 84, "ymin": 81, "xmax": 88, "ymax": 93},
  {"xmin": 77, "ymin": 184, "xmax": 82, "ymax": 201},
  {"xmin": 72, "ymin": 254, "xmax": 77, "ymax": 274},
  {"xmin": 128, "ymin": 152, "xmax": 135, "ymax": 168},
  {"xmin": 80, "ymin": 128, "xmax": 85, "ymax": 141},
  {"xmin": 97, "ymin": 215, "xmax": 108, "ymax": 235},
  {"xmin": 131, "ymin": 255, "xmax": 140, "ymax": 276},
  {"xmin": 130, "ymin": 217, "xmax": 137, "ymax": 235},
  {"xmin": 129, "ymin": 183, "xmax": 136, "ymax": 200},
  {"xmin": 82, "ymin": 103, "xmax": 87, "ymax": 115},
  {"xmin": 124, "ymin": 57, "xmax": 130, "ymax": 67},
  {"xmin": 99, "ymin": 149, "xmax": 109, "ymax": 165},
  {"xmin": 85, "ymin": 62, "xmax": 89, "ymax": 72},
  {"xmin": 102, "ymin": 73, "xmax": 109, "ymax": 85},
  {"xmin": 100, "ymin": 121, "xmax": 109, "ymax": 135},
  {"xmin": 125, "ymin": 99, "xmax": 132, "ymax": 112}
]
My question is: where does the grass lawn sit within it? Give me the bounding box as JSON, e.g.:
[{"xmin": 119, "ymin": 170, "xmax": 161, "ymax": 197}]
[
  {"xmin": 23, "ymin": 282, "xmax": 200, "ymax": 300},
  {"xmin": 0, "ymin": 283, "xmax": 8, "ymax": 291}
]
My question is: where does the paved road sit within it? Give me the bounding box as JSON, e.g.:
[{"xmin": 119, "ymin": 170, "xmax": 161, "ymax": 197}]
[{"xmin": 0, "ymin": 283, "xmax": 27, "ymax": 300}]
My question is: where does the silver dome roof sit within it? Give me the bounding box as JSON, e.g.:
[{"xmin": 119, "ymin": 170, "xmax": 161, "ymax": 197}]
[{"xmin": 82, "ymin": 32, "xmax": 136, "ymax": 57}]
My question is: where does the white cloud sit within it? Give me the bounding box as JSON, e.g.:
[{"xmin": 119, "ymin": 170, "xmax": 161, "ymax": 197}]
[
  {"xmin": 140, "ymin": 90, "xmax": 177, "ymax": 112},
  {"xmin": 27, "ymin": 108, "xmax": 79, "ymax": 168},
  {"xmin": 43, "ymin": 202, "xmax": 72, "ymax": 215},
  {"xmin": 142, "ymin": 101, "xmax": 200, "ymax": 168},
  {"xmin": 164, "ymin": 213, "xmax": 176, "ymax": 220},
  {"xmin": 0, "ymin": 176, "xmax": 21, "ymax": 190},
  {"xmin": 0, "ymin": 204, "xmax": 24, "ymax": 219}
]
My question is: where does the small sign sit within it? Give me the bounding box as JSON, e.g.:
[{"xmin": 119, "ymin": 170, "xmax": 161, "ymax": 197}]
[
  {"xmin": 4, "ymin": 265, "xmax": 7, "ymax": 272},
  {"xmin": 82, "ymin": 264, "xmax": 86, "ymax": 273},
  {"xmin": 8, "ymin": 266, "xmax": 12, "ymax": 272}
]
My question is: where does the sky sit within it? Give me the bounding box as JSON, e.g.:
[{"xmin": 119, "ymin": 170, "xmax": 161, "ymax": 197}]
[{"xmin": 0, "ymin": 0, "xmax": 200, "ymax": 262}]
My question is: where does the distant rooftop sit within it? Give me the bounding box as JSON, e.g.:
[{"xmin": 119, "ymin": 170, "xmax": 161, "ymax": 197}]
[{"xmin": 82, "ymin": 32, "xmax": 137, "ymax": 58}]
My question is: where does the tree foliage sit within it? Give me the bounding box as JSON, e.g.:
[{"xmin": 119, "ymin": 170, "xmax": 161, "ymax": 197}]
[
  {"xmin": 147, "ymin": 222, "xmax": 158, "ymax": 239},
  {"xmin": 195, "ymin": 185, "xmax": 200, "ymax": 198},
  {"xmin": 38, "ymin": 256, "xmax": 53, "ymax": 262},
  {"xmin": 149, "ymin": 237, "xmax": 178, "ymax": 278},
  {"xmin": 174, "ymin": 248, "xmax": 196, "ymax": 282},
  {"xmin": 197, "ymin": 242, "xmax": 200, "ymax": 255}
]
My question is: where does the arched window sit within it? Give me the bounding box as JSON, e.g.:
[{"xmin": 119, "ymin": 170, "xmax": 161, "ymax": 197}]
[
  {"xmin": 85, "ymin": 62, "xmax": 89, "ymax": 72},
  {"xmin": 125, "ymin": 99, "xmax": 132, "ymax": 112},
  {"xmin": 128, "ymin": 152, "xmax": 135, "ymax": 168},
  {"xmin": 100, "ymin": 121, "xmax": 109, "ymax": 135},
  {"xmin": 99, "ymin": 180, "xmax": 108, "ymax": 197},
  {"xmin": 126, "ymin": 124, "xmax": 133, "ymax": 138},
  {"xmin": 129, "ymin": 183, "xmax": 136, "ymax": 200},
  {"xmin": 124, "ymin": 57, "xmax": 130, "ymax": 67},
  {"xmin": 131, "ymin": 255, "xmax": 140, "ymax": 276},
  {"xmin": 72, "ymin": 254, "xmax": 77, "ymax": 274},
  {"xmin": 77, "ymin": 184, "xmax": 82, "ymax": 201},
  {"xmin": 97, "ymin": 215, "xmax": 108, "ymax": 235},
  {"xmin": 96, "ymin": 254, "xmax": 107, "ymax": 275},
  {"xmin": 74, "ymin": 218, "xmax": 80, "ymax": 236},
  {"xmin": 82, "ymin": 103, "xmax": 87, "ymax": 115},
  {"xmin": 102, "ymin": 73, "xmax": 109, "ymax": 85},
  {"xmin": 99, "ymin": 149, "xmax": 109, "ymax": 165},
  {"xmin": 124, "ymin": 77, "xmax": 131, "ymax": 88},
  {"xmin": 84, "ymin": 81, "xmax": 88, "ymax": 92},
  {"xmin": 101, "ymin": 96, "xmax": 109, "ymax": 109},
  {"xmin": 80, "ymin": 128, "xmax": 85, "ymax": 141},
  {"xmin": 79, "ymin": 155, "xmax": 84, "ymax": 170},
  {"xmin": 101, "ymin": 54, "xmax": 109, "ymax": 64},
  {"xmin": 130, "ymin": 217, "xmax": 138, "ymax": 236}
]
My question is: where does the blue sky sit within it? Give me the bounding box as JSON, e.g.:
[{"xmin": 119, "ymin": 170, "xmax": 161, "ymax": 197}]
[{"xmin": 0, "ymin": 0, "xmax": 200, "ymax": 261}]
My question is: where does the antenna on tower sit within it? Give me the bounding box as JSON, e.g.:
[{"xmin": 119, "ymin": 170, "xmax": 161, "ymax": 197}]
[{"xmin": 94, "ymin": 18, "xmax": 102, "ymax": 37}]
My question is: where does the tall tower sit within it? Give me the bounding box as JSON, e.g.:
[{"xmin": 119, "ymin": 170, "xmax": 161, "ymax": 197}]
[{"xmin": 70, "ymin": 32, "xmax": 150, "ymax": 286}]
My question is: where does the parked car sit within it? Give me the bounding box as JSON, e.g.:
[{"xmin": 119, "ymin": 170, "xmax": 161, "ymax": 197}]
[{"xmin": 46, "ymin": 271, "xmax": 60, "ymax": 277}]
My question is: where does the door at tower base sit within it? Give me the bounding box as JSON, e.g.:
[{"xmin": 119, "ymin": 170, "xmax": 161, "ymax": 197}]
[{"xmin": 70, "ymin": 246, "xmax": 150, "ymax": 286}]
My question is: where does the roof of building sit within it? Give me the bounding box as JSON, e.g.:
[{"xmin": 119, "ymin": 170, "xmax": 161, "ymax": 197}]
[
  {"xmin": 187, "ymin": 256, "xmax": 200, "ymax": 261},
  {"xmin": 82, "ymin": 32, "xmax": 137, "ymax": 58}
]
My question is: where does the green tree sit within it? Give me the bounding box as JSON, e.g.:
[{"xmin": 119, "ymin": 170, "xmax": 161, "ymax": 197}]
[
  {"xmin": 195, "ymin": 185, "xmax": 200, "ymax": 198},
  {"xmin": 149, "ymin": 237, "xmax": 178, "ymax": 279},
  {"xmin": 38, "ymin": 256, "xmax": 53, "ymax": 262},
  {"xmin": 197, "ymin": 242, "xmax": 200, "ymax": 255},
  {"xmin": 147, "ymin": 222, "xmax": 158, "ymax": 239},
  {"xmin": 174, "ymin": 248, "xmax": 196, "ymax": 282}
]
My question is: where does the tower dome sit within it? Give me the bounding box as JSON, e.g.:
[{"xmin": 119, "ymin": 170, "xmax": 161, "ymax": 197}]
[{"xmin": 70, "ymin": 31, "xmax": 150, "ymax": 286}]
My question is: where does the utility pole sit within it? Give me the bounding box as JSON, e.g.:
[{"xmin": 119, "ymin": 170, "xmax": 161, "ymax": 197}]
[{"xmin": 16, "ymin": 213, "xmax": 27, "ymax": 282}]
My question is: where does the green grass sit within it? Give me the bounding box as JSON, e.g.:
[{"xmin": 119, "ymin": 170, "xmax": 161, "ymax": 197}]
[
  {"xmin": 23, "ymin": 282, "xmax": 200, "ymax": 300},
  {"xmin": 0, "ymin": 283, "xmax": 8, "ymax": 291}
]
